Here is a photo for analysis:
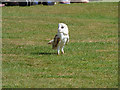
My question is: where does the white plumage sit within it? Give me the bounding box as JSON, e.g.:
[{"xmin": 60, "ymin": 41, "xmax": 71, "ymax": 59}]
[{"xmin": 48, "ymin": 23, "xmax": 69, "ymax": 55}]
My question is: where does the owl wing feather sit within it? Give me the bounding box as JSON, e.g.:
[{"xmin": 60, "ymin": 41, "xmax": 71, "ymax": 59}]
[{"xmin": 52, "ymin": 35, "xmax": 60, "ymax": 49}]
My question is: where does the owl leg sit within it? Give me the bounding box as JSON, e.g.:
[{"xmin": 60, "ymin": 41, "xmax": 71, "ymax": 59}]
[
  {"xmin": 61, "ymin": 46, "xmax": 64, "ymax": 54},
  {"xmin": 57, "ymin": 46, "xmax": 60, "ymax": 55}
]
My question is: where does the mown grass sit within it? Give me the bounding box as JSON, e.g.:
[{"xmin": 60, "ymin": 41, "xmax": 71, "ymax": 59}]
[{"xmin": 2, "ymin": 3, "xmax": 118, "ymax": 88}]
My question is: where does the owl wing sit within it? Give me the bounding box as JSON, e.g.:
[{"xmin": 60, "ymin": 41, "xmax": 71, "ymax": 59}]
[{"xmin": 52, "ymin": 35, "xmax": 60, "ymax": 49}]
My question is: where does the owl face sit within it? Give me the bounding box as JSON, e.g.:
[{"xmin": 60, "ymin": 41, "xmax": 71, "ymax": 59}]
[{"xmin": 58, "ymin": 23, "xmax": 68, "ymax": 35}]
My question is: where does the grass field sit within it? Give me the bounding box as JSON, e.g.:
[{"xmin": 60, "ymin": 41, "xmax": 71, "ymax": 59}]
[{"xmin": 2, "ymin": 3, "xmax": 118, "ymax": 88}]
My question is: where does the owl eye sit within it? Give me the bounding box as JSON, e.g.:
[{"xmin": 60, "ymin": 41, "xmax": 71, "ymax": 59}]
[{"xmin": 61, "ymin": 26, "xmax": 64, "ymax": 29}]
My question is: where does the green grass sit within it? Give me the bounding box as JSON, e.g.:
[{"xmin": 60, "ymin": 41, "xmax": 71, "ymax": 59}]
[{"xmin": 2, "ymin": 3, "xmax": 118, "ymax": 88}]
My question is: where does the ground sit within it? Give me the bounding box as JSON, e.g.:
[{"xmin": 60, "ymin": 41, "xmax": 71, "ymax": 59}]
[{"xmin": 2, "ymin": 2, "xmax": 118, "ymax": 88}]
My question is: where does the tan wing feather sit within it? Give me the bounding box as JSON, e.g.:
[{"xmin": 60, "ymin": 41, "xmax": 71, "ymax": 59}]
[{"xmin": 52, "ymin": 35, "xmax": 60, "ymax": 49}]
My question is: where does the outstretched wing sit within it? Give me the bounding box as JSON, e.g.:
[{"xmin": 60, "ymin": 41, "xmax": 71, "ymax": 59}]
[
  {"xmin": 48, "ymin": 39, "xmax": 54, "ymax": 44},
  {"xmin": 52, "ymin": 35, "xmax": 60, "ymax": 49}
]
